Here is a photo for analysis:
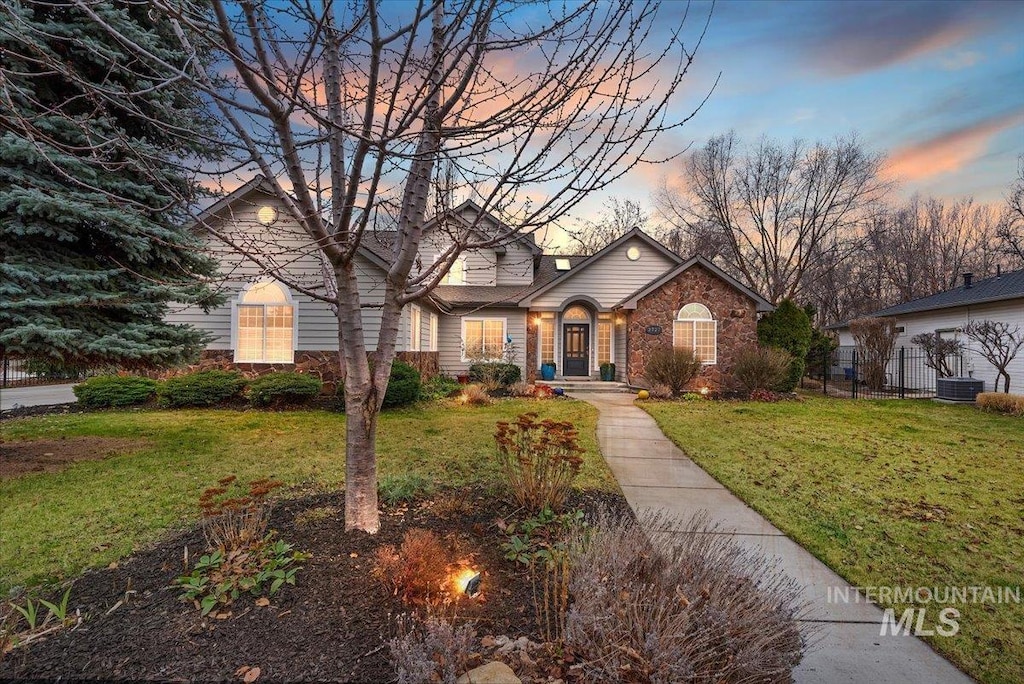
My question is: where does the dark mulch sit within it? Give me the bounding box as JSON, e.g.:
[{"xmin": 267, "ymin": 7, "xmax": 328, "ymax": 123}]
[
  {"xmin": 0, "ymin": 436, "xmax": 150, "ymax": 479},
  {"xmin": 0, "ymin": 487, "xmax": 629, "ymax": 683}
]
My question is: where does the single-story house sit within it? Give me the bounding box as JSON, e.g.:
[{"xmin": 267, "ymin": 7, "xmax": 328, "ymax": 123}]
[
  {"xmin": 829, "ymin": 269, "xmax": 1024, "ymax": 393},
  {"xmin": 165, "ymin": 177, "xmax": 774, "ymax": 390}
]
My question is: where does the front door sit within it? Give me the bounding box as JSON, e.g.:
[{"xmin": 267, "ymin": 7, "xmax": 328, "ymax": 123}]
[{"xmin": 563, "ymin": 324, "xmax": 590, "ymax": 376}]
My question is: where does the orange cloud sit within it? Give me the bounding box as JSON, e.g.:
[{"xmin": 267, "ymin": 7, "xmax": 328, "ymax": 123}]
[{"xmin": 884, "ymin": 110, "xmax": 1024, "ymax": 182}]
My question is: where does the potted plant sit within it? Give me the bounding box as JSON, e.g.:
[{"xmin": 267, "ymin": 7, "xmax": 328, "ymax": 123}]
[
  {"xmin": 600, "ymin": 362, "xmax": 616, "ymax": 381},
  {"xmin": 541, "ymin": 362, "xmax": 556, "ymax": 381}
]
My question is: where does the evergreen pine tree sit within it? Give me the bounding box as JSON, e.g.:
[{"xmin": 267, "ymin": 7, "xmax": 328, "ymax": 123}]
[{"xmin": 0, "ymin": 1, "xmax": 223, "ymax": 369}]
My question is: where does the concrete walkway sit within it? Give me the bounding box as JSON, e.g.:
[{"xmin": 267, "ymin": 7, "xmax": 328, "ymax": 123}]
[
  {"xmin": 574, "ymin": 392, "xmax": 972, "ymax": 684},
  {"xmin": 0, "ymin": 383, "xmax": 77, "ymax": 411}
]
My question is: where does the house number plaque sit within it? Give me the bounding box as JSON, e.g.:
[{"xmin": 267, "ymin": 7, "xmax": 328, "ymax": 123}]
[{"xmin": 644, "ymin": 325, "xmax": 663, "ymax": 335}]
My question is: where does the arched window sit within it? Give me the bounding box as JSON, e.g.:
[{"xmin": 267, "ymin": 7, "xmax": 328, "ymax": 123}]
[
  {"xmin": 443, "ymin": 256, "xmax": 467, "ymax": 285},
  {"xmin": 673, "ymin": 303, "xmax": 716, "ymax": 364},
  {"xmin": 236, "ymin": 281, "xmax": 295, "ymax": 363},
  {"xmin": 563, "ymin": 305, "xmax": 589, "ymax": 321}
]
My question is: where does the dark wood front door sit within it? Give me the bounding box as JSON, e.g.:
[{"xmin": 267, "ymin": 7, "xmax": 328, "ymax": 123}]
[{"xmin": 563, "ymin": 324, "xmax": 590, "ymax": 376}]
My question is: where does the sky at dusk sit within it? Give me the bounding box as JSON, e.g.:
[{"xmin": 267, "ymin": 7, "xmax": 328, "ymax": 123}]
[{"xmin": 544, "ymin": 0, "xmax": 1024, "ymax": 246}]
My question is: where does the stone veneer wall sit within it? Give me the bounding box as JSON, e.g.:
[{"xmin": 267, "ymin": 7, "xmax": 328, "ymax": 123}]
[
  {"xmin": 156, "ymin": 350, "xmax": 440, "ymax": 395},
  {"xmin": 627, "ymin": 264, "xmax": 759, "ymax": 390},
  {"xmin": 525, "ymin": 315, "xmax": 539, "ymax": 383}
]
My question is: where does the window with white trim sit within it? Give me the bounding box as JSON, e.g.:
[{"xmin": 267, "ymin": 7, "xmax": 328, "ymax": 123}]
[
  {"xmin": 442, "ymin": 256, "xmax": 467, "ymax": 285},
  {"xmin": 236, "ymin": 281, "xmax": 295, "ymax": 363},
  {"xmin": 673, "ymin": 302, "xmax": 716, "ymax": 364},
  {"xmin": 597, "ymin": 315, "xmax": 612, "ymax": 365},
  {"xmin": 539, "ymin": 313, "xmax": 555, "ymax": 365},
  {"xmin": 428, "ymin": 312, "xmax": 439, "ymax": 352},
  {"xmin": 462, "ymin": 318, "xmax": 505, "ymax": 361},
  {"xmin": 409, "ymin": 305, "xmax": 422, "ymax": 351}
]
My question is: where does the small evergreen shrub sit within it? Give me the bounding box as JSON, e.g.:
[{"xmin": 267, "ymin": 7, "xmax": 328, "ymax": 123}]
[
  {"xmin": 421, "ymin": 375, "xmax": 461, "ymax": 401},
  {"xmin": 379, "ymin": 473, "xmax": 435, "ymax": 505},
  {"xmin": 758, "ymin": 300, "xmax": 812, "ymax": 391},
  {"xmin": 247, "ymin": 372, "xmax": 323, "ymax": 407},
  {"xmin": 158, "ymin": 370, "xmax": 247, "ymax": 408},
  {"xmin": 73, "ymin": 375, "xmax": 158, "ymax": 408},
  {"xmin": 976, "ymin": 392, "xmax": 1024, "ymax": 416},
  {"xmin": 469, "ymin": 362, "xmax": 521, "ymax": 388},
  {"xmin": 383, "ymin": 361, "xmax": 422, "ymax": 409},
  {"xmin": 644, "ymin": 347, "xmax": 702, "ymax": 398},
  {"xmin": 733, "ymin": 347, "xmax": 793, "ymax": 392}
]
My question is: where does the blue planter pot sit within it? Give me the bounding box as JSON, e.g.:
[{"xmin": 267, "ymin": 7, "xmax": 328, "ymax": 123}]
[{"xmin": 541, "ymin": 363, "xmax": 556, "ymax": 381}]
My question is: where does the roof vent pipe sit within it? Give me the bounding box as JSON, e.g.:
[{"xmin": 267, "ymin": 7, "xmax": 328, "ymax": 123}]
[
  {"xmin": 996, "ymin": 264, "xmax": 1002, "ymax": 278},
  {"xmin": 962, "ymin": 272, "xmax": 973, "ymax": 289}
]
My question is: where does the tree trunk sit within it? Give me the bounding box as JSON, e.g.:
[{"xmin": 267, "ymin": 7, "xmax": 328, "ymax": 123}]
[{"xmin": 344, "ymin": 388, "xmax": 380, "ymax": 533}]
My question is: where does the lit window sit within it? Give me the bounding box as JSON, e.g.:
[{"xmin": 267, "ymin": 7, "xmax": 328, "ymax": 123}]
[
  {"xmin": 597, "ymin": 316, "xmax": 612, "ymax": 365},
  {"xmin": 443, "ymin": 256, "xmax": 467, "ymax": 285},
  {"xmin": 236, "ymin": 281, "xmax": 294, "ymax": 363},
  {"xmin": 409, "ymin": 305, "xmax": 422, "ymax": 352},
  {"xmin": 673, "ymin": 302, "xmax": 716, "ymax": 364},
  {"xmin": 429, "ymin": 313, "xmax": 439, "ymax": 352},
  {"xmin": 563, "ymin": 305, "xmax": 589, "ymax": 321},
  {"xmin": 462, "ymin": 318, "xmax": 505, "ymax": 361},
  {"xmin": 539, "ymin": 313, "xmax": 555, "ymax": 365}
]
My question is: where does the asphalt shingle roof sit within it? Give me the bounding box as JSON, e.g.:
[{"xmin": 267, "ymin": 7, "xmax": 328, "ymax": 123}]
[{"xmin": 431, "ymin": 255, "xmax": 587, "ymax": 307}]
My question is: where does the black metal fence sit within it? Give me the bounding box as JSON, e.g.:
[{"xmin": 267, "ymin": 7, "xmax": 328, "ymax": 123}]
[
  {"xmin": 803, "ymin": 346, "xmax": 963, "ymax": 399},
  {"xmin": 1, "ymin": 357, "xmax": 88, "ymax": 389}
]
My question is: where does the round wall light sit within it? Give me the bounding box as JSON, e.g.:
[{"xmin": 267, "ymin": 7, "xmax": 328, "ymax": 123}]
[
  {"xmin": 256, "ymin": 205, "xmax": 279, "ymax": 226},
  {"xmin": 626, "ymin": 246, "xmax": 641, "ymax": 261}
]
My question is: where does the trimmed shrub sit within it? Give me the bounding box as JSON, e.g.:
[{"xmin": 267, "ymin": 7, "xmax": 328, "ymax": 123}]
[
  {"xmin": 247, "ymin": 372, "xmax": 322, "ymax": 407},
  {"xmin": 372, "ymin": 528, "xmax": 455, "ymax": 607},
  {"xmin": 158, "ymin": 370, "xmax": 247, "ymax": 408},
  {"xmin": 383, "ymin": 360, "xmax": 422, "ymax": 409},
  {"xmin": 566, "ymin": 509, "xmax": 805, "ymax": 682},
  {"xmin": 73, "ymin": 375, "xmax": 158, "ymax": 408},
  {"xmin": 468, "ymin": 362, "xmax": 521, "ymax": 388},
  {"xmin": 644, "ymin": 347, "xmax": 701, "ymax": 398},
  {"xmin": 976, "ymin": 392, "xmax": 1024, "ymax": 416},
  {"xmin": 421, "ymin": 375, "xmax": 461, "ymax": 401},
  {"xmin": 758, "ymin": 299, "xmax": 812, "ymax": 391},
  {"xmin": 733, "ymin": 347, "xmax": 793, "ymax": 392}
]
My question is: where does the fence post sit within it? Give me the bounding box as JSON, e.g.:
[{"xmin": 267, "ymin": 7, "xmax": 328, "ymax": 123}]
[
  {"xmin": 822, "ymin": 349, "xmax": 828, "ymax": 395},
  {"xmin": 851, "ymin": 349, "xmax": 858, "ymax": 399},
  {"xmin": 899, "ymin": 347, "xmax": 905, "ymax": 399}
]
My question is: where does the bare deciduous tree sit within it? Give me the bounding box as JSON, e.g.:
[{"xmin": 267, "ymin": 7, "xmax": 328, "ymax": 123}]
[
  {"xmin": 998, "ymin": 155, "xmax": 1024, "ymax": 261},
  {"xmin": 564, "ymin": 197, "xmax": 648, "ymax": 256},
  {"xmin": 849, "ymin": 317, "xmax": 897, "ymax": 391},
  {"xmin": 963, "ymin": 320, "xmax": 1023, "ymax": 393},
  {"xmin": 910, "ymin": 332, "xmax": 963, "ymax": 378},
  {"xmin": 3, "ymin": 0, "xmax": 709, "ymax": 532}
]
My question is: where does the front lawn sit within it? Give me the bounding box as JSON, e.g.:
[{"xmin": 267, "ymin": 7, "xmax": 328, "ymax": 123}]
[
  {"xmin": 642, "ymin": 396, "xmax": 1023, "ymax": 684},
  {"xmin": 0, "ymin": 399, "xmax": 613, "ymax": 592}
]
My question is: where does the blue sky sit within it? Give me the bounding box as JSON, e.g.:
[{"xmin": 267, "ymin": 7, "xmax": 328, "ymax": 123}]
[{"xmin": 559, "ymin": 0, "xmax": 1024, "ymax": 237}]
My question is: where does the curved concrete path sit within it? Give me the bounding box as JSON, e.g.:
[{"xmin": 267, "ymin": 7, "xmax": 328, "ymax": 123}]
[{"xmin": 574, "ymin": 392, "xmax": 972, "ymax": 684}]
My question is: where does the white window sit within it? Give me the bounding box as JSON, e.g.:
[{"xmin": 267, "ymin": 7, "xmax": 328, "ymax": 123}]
[
  {"xmin": 673, "ymin": 302, "xmax": 716, "ymax": 364},
  {"xmin": 235, "ymin": 281, "xmax": 295, "ymax": 363},
  {"xmin": 428, "ymin": 313, "xmax": 439, "ymax": 352},
  {"xmin": 462, "ymin": 317, "xmax": 506, "ymax": 361},
  {"xmin": 442, "ymin": 256, "xmax": 467, "ymax": 285},
  {"xmin": 597, "ymin": 315, "xmax": 612, "ymax": 365},
  {"xmin": 409, "ymin": 305, "xmax": 422, "ymax": 351},
  {"xmin": 538, "ymin": 313, "xmax": 555, "ymax": 365}
]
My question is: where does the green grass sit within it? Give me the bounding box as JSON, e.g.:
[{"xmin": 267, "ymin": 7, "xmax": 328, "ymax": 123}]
[
  {"xmin": 641, "ymin": 396, "xmax": 1024, "ymax": 684},
  {"xmin": 0, "ymin": 399, "xmax": 613, "ymax": 592}
]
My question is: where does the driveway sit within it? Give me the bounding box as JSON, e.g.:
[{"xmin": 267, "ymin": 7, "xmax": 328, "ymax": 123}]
[
  {"xmin": 573, "ymin": 391, "xmax": 972, "ymax": 684},
  {"xmin": 1, "ymin": 383, "xmax": 78, "ymax": 411}
]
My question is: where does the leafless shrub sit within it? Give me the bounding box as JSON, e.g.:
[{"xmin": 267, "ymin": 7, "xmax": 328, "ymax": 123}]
[
  {"xmin": 198, "ymin": 476, "xmax": 283, "ymax": 552},
  {"xmin": 733, "ymin": 347, "xmax": 793, "ymax": 392},
  {"xmin": 645, "ymin": 348, "xmax": 702, "ymax": 397},
  {"xmin": 389, "ymin": 614, "xmax": 475, "ymax": 684},
  {"xmin": 850, "ymin": 317, "xmax": 898, "ymax": 391},
  {"xmin": 910, "ymin": 332, "xmax": 964, "ymax": 378},
  {"xmin": 565, "ymin": 509, "xmax": 806, "ymax": 683},
  {"xmin": 964, "ymin": 320, "xmax": 1024, "ymax": 393},
  {"xmin": 373, "ymin": 529, "xmax": 453, "ymax": 608},
  {"xmin": 494, "ymin": 413, "xmax": 584, "ymax": 513}
]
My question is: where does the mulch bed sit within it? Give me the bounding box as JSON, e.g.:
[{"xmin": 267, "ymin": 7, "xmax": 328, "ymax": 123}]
[
  {"xmin": 0, "ymin": 436, "xmax": 150, "ymax": 479},
  {"xmin": 0, "ymin": 487, "xmax": 630, "ymax": 683}
]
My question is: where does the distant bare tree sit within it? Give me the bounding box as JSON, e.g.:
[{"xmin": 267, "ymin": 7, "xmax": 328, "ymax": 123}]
[
  {"xmin": 655, "ymin": 132, "xmax": 888, "ymax": 304},
  {"xmin": 963, "ymin": 320, "xmax": 1023, "ymax": 393},
  {"xmin": 564, "ymin": 197, "xmax": 649, "ymax": 256},
  {"xmin": 998, "ymin": 156, "xmax": 1024, "ymax": 262},
  {"xmin": 850, "ymin": 317, "xmax": 897, "ymax": 391},
  {"xmin": 1, "ymin": 0, "xmax": 708, "ymax": 532}
]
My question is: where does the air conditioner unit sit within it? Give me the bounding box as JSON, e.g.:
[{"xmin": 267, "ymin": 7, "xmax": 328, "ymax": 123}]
[{"xmin": 936, "ymin": 378, "xmax": 984, "ymax": 402}]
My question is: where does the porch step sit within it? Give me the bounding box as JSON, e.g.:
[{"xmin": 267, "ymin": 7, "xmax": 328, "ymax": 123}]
[{"xmin": 535, "ymin": 380, "xmax": 634, "ymax": 394}]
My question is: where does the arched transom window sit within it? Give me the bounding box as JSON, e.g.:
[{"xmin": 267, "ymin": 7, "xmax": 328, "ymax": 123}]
[
  {"xmin": 673, "ymin": 303, "xmax": 716, "ymax": 364},
  {"xmin": 562, "ymin": 305, "xmax": 589, "ymax": 321},
  {"xmin": 236, "ymin": 281, "xmax": 295, "ymax": 363}
]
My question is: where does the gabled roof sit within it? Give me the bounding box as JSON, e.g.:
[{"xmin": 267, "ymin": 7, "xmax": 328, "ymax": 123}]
[
  {"xmin": 432, "ymin": 255, "xmax": 587, "ymax": 308},
  {"xmin": 517, "ymin": 228, "xmax": 683, "ymax": 306},
  {"xmin": 614, "ymin": 255, "xmax": 775, "ymax": 312},
  {"xmin": 193, "ymin": 175, "xmax": 275, "ymax": 226},
  {"xmin": 423, "ymin": 199, "xmax": 543, "ymax": 257},
  {"xmin": 827, "ymin": 268, "xmax": 1024, "ymax": 328}
]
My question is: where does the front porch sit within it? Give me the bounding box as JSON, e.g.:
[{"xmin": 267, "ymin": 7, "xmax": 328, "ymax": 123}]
[{"xmin": 525, "ymin": 299, "xmax": 625, "ymax": 383}]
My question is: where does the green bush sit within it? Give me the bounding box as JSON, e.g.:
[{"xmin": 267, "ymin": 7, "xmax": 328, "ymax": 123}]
[
  {"xmin": 383, "ymin": 360, "xmax": 422, "ymax": 409},
  {"xmin": 247, "ymin": 372, "xmax": 323, "ymax": 407},
  {"xmin": 733, "ymin": 347, "xmax": 794, "ymax": 392},
  {"xmin": 73, "ymin": 375, "xmax": 158, "ymax": 408},
  {"xmin": 421, "ymin": 375, "xmax": 461, "ymax": 401},
  {"xmin": 378, "ymin": 473, "xmax": 435, "ymax": 505},
  {"xmin": 469, "ymin": 362, "xmax": 521, "ymax": 387},
  {"xmin": 757, "ymin": 299, "xmax": 812, "ymax": 391},
  {"xmin": 158, "ymin": 370, "xmax": 248, "ymax": 408}
]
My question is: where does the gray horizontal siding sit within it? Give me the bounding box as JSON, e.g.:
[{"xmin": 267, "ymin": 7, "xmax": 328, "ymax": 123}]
[{"xmin": 437, "ymin": 308, "xmax": 528, "ymax": 379}]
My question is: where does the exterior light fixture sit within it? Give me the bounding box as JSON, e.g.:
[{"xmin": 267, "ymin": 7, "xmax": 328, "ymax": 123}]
[
  {"xmin": 256, "ymin": 205, "xmax": 279, "ymax": 226},
  {"xmin": 452, "ymin": 567, "xmax": 482, "ymax": 597},
  {"xmin": 626, "ymin": 246, "xmax": 641, "ymax": 261},
  {"xmin": 699, "ymin": 386, "xmax": 710, "ymax": 396}
]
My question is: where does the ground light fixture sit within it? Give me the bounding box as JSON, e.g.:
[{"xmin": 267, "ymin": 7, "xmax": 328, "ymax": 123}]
[{"xmin": 451, "ymin": 567, "xmax": 482, "ymax": 598}]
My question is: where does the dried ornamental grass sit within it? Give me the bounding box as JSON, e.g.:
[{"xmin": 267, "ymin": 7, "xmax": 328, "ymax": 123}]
[
  {"xmin": 494, "ymin": 413, "xmax": 584, "ymax": 513},
  {"xmin": 976, "ymin": 392, "xmax": 1024, "ymax": 416}
]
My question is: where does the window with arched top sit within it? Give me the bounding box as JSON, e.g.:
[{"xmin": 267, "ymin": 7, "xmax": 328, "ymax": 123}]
[
  {"xmin": 673, "ymin": 302, "xmax": 716, "ymax": 364},
  {"xmin": 562, "ymin": 305, "xmax": 589, "ymax": 321},
  {"xmin": 235, "ymin": 281, "xmax": 295, "ymax": 363}
]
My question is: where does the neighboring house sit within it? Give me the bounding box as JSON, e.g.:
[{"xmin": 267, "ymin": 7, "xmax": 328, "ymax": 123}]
[
  {"xmin": 165, "ymin": 177, "xmax": 774, "ymax": 389},
  {"xmin": 829, "ymin": 270, "xmax": 1024, "ymax": 393}
]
